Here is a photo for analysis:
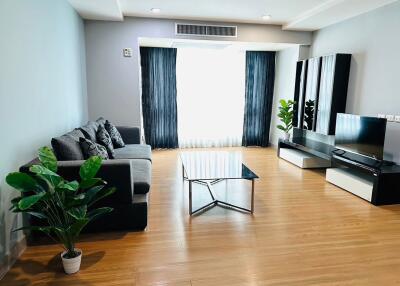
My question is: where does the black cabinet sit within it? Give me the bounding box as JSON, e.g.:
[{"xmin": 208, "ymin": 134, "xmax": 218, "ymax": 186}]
[
  {"xmin": 303, "ymin": 57, "xmax": 321, "ymax": 131},
  {"xmin": 331, "ymin": 153, "xmax": 400, "ymax": 205},
  {"xmin": 293, "ymin": 60, "xmax": 307, "ymax": 128},
  {"xmin": 294, "ymin": 54, "xmax": 351, "ymax": 135}
]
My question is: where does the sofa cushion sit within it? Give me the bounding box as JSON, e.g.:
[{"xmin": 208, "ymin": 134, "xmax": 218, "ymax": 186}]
[
  {"xmin": 113, "ymin": 144, "xmax": 152, "ymax": 161},
  {"xmin": 80, "ymin": 121, "xmax": 99, "ymax": 143},
  {"xmin": 67, "ymin": 128, "xmax": 86, "ymax": 140},
  {"xmin": 96, "ymin": 125, "xmax": 115, "ymax": 158},
  {"xmin": 96, "ymin": 117, "xmax": 106, "ymax": 129},
  {"xmin": 51, "ymin": 129, "xmax": 85, "ymax": 161},
  {"xmin": 116, "ymin": 126, "xmax": 141, "ymax": 144},
  {"xmin": 105, "ymin": 120, "xmax": 125, "ymax": 148},
  {"xmin": 79, "ymin": 138, "xmax": 109, "ymax": 160},
  {"xmin": 130, "ymin": 159, "xmax": 151, "ymax": 194}
]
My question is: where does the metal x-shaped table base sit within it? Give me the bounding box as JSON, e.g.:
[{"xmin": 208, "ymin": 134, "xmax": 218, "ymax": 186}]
[{"xmin": 185, "ymin": 177, "xmax": 255, "ymax": 215}]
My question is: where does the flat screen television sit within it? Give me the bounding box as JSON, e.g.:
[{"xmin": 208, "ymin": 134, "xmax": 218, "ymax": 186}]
[{"xmin": 335, "ymin": 113, "xmax": 387, "ymax": 160}]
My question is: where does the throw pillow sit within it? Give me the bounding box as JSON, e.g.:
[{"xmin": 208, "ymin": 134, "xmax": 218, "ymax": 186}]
[
  {"xmin": 79, "ymin": 137, "xmax": 109, "ymax": 160},
  {"xmin": 79, "ymin": 121, "xmax": 98, "ymax": 143},
  {"xmin": 96, "ymin": 117, "xmax": 107, "ymax": 129},
  {"xmin": 105, "ymin": 120, "xmax": 125, "ymax": 148},
  {"xmin": 51, "ymin": 129, "xmax": 86, "ymax": 161},
  {"xmin": 52, "ymin": 135, "xmax": 84, "ymax": 161},
  {"xmin": 96, "ymin": 125, "xmax": 115, "ymax": 158}
]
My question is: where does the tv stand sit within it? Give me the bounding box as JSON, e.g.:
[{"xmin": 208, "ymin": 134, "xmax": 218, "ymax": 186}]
[
  {"xmin": 278, "ymin": 138, "xmax": 332, "ymax": 169},
  {"xmin": 327, "ymin": 153, "xmax": 400, "ymax": 205},
  {"xmin": 332, "ymin": 149, "xmax": 395, "ymax": 168},
  {"xmin": 381, "ymin": 160, "xmax": 396, "ymax": 167}
]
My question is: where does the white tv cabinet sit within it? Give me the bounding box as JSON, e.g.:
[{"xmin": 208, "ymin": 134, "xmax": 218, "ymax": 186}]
[
  {"xmin": 327, "ymin": 153, "xmax": 400, "ymax": 205},
  {"xmin": 278, "ymin": 138, "xmax": 332, "ymax": 169},
  {"xmin": 279, "ymin": 148, "xmax": 331, "ymax": 168},
  {"xmin": 326, "ymin": 168, "xmax": 374, "ymax": 202}
]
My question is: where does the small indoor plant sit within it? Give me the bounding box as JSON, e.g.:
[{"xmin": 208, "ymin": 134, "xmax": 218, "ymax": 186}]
[
  {"xmin": 5, "ymin": 147, "xmax": 115, "ymax": 274},
  {"xmin": 303, "ymin": 99, "xmax": 315, "ymax": 130},
  {"xmin": 277, "ymin": 99, "xmax": 295, "ymax": 140}
]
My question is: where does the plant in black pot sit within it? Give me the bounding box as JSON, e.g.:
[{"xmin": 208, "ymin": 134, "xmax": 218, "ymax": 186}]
[{"xmin": 5, "ymin": 147, "xmax": 115, "ymax": 274}]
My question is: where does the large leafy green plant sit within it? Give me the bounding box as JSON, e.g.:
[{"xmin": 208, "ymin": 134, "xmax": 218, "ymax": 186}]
[
  {"xmin": 5, "ymin": 147, "xmax": 115, "ymax": 259},
  {"xmin": 277, "ymin": 99, "xmax": 295, "ymax": 133}
]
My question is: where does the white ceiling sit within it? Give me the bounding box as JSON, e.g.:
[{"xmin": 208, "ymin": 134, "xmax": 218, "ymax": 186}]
[{"xmin": 69, "ymin": 0, "xmax": 399, "ymax": 31}]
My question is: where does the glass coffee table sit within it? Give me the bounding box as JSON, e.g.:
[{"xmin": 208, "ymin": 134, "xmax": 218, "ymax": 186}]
[{"xmin": 180, "ymin": 151, "xmax": 259, "ymax": 215}]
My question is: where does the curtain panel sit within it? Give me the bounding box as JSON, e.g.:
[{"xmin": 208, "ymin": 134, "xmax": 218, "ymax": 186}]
[
  {"xmin": 140, "ymin": 47, "xmax": 178, "ymax": 148},
  {"xmin": 242, "ymin": 51, "xmax": 276, "ymax": 147}
]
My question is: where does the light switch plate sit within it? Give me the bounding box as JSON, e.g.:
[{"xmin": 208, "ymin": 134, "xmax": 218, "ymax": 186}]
[{"xmin": 123, "ymin": 48, "xmax": 133, "ymax": 57}]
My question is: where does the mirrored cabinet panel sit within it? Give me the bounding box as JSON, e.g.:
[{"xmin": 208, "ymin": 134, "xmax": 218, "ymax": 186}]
[
  {"xmin": 316, "ymin": 55, "xmax": 335, "ymax": 134},
  {"xmin": 303, "ymin": 57, "xmax": 321, "ymax": 131},
  {"xmin": 293, "ymin": 60, "xmax": 307, "ymax": 128},
  {"xmin": 293, "ymin": 53, "xmax": 351, "ymax": 136}
]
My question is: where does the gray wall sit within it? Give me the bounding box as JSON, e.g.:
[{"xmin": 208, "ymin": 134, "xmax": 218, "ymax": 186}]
[
  {"xmin": 270, "ymin": 46, "xmax": 300, "ymax": 145},
  {"xmin": 85, "ymin": 17, "xmax": 312, "ymax": 126},
  {"xmin": 311, "ymin": 1, "xmax": 400, "ymax": 162},
  {"xmin": 0, "ymin": 0, "xmax": 87, "ymax": 273}
]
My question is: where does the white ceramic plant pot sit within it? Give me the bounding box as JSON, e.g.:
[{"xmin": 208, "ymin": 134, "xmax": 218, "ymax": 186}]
[
  {"xmin": 61, "ymin": 249, "xmax": 82, "ymax": 274},
  {"xmin": 283, "ymin": 132, "xmax": 291, "ymax": 141}
]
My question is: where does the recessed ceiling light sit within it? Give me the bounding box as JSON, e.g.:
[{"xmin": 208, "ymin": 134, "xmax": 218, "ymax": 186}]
[
  {"xmin": 151, "ymin": 8, "xmax": 161, "ymax": 13},
  {"xmin": 262, "ymin": 15, "xmax": 272, "ymax": 20}
]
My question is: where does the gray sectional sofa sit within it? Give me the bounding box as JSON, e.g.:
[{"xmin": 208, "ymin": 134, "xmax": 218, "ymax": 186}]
[{"xmin": 21, "ymin": 118, "xmax": 151, "ymax": 233}]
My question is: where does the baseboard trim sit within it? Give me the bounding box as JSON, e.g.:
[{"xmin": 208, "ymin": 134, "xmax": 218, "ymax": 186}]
[{"xmin": 0, "ymin": 236, "xmax": 26, "ymax": 280}]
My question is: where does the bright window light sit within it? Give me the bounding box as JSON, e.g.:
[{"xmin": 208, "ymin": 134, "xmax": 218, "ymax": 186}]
[{"xmin": 176, "ymin": 47, "xmax": 246, "ymax": 148}]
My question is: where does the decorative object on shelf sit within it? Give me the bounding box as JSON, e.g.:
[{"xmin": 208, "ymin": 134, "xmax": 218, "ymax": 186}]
[
  {"xmin": 277, "ymin": 99, "xmax": 295, "ymax": 140},
  {"xmin": 5, "ymin": 147, "xmax": 115, "ymax": 274}
]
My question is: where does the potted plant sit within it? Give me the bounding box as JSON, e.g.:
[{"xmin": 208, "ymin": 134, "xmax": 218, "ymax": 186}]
[
  {"xmin": 277, "ymin": 99, "xmax": 295, "ymax": 141},
  {"xmin": 5, "ymin": 147, "xmax": 115, "ymax": 274},
  {"xmin": 303, "ymin": 99, "xmax": 315, "ymax": 130}
]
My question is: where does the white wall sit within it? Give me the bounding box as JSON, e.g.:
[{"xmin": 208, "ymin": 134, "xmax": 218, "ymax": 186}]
[
  {"xmin": 270, "ymin": 46, "xmax": 300, "ymax": 145},
  {"xmin": 84, "ymin": 17, "xmax": 312, "ymax": 127},
  {"xmin": 311, "ymin": 1, "xmax": 400, "ymax": 162},
  {"xmin": 0, "ymin": 0, "xmax": 88, "ymax": 273}
]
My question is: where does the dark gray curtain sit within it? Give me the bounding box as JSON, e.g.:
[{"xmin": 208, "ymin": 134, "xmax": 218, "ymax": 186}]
[
  {"xmin": 140, "ymin": 47, "xmax": 178, "ymax": 148},
  {"xmin": 242, "ymin": 51, "xmax": 276, "ymax": 147}
]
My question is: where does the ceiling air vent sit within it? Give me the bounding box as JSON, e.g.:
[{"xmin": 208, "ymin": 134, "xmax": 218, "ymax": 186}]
[{"xmin": 175, "ymin": 23, "xmax": 237, "ymax": 38}]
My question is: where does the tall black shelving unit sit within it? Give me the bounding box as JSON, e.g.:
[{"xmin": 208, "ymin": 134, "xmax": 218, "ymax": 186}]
[{"xmin": 293, "ymin": 53, "xmax": 351, "ymax": 136}]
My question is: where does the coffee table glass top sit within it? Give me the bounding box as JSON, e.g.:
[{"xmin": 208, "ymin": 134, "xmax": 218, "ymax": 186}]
[{"xmin": 180, "ymin": 151, "xmax": 258, "ymax": 181}]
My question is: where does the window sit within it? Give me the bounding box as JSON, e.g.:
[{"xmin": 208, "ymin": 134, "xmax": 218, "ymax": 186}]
[{"xmin": 176, "ymin": 47, "xmax": 246, "ymax": 148}]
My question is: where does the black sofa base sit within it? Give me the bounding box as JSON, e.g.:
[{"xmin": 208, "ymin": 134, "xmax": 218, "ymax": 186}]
[
  {"xmin": 84, "ymin": 194, "xmax": 148, "ymax": 232},
  {"xmin": 25, "ymin": 193, "xmax": 148, "ymax": 246}
]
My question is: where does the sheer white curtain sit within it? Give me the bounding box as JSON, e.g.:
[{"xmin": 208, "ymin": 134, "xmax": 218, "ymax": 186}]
[{"xmin": 176, "ymin": 48, "xmax": 246, "ymax": 148}]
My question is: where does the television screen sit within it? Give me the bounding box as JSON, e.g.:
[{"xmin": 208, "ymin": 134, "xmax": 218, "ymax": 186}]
[{"xmin": 335, "ymin": 113, "xmax": 387, "ymax": 160}]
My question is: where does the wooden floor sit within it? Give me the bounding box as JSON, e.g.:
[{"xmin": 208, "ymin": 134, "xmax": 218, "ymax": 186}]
[{"xmin": 3, "ymin": 147, "xmax": 400, "ymax": 285}]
